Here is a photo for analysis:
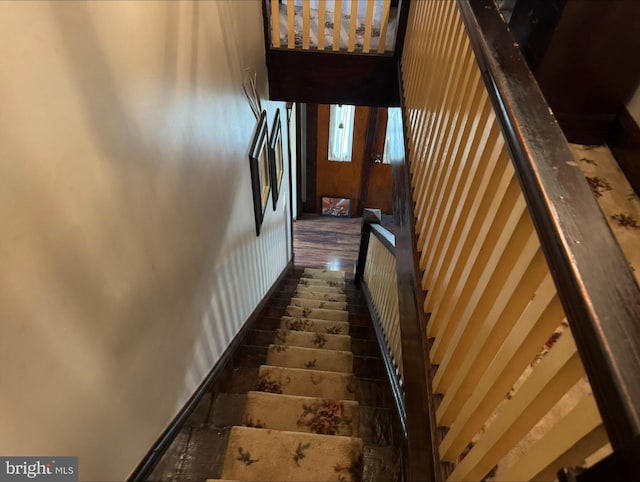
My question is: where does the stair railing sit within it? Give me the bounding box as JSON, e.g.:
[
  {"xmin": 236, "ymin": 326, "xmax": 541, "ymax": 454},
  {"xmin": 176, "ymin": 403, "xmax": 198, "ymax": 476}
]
[
  {"xmin": 264, "ymin": 0, "xmax": 402, "ymax": 54},
  {"xmin": 354, "ymin": 211, "xmax": 407, "ymax": 433},
  {"xmin": 382, "ymin": 0, "xmax": 640, "ymax": 480},
  {"xmin": 355, "ymin": 202, "xmax": 440, "ymax": 481}
]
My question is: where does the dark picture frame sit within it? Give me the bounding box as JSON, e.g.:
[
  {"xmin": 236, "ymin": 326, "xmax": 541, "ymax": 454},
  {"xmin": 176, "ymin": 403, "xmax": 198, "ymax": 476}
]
[
  {"xmin": 269, "ymin": 108, "xmax": 284, "ymax": 210},
  {"xmin": 249, "ymin": 110, "xmax": 270, "ymax": 236},
  {"xmin": 321, "ymin": 196, "xmax": 352, "ymax": 217}
]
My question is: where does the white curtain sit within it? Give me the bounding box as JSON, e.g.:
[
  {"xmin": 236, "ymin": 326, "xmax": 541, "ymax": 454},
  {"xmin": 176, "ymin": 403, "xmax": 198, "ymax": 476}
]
[
  {"xmin": 383, "ymin": 107, "xmax": 404, "ymax": 164},
  {"xmin": 328, "ymin": 104, "xmax": 355, "ymax": 162}
]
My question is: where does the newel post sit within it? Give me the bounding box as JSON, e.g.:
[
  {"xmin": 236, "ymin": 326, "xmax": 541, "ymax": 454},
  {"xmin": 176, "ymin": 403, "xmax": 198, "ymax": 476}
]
[{"xmin": 354, "ymin": 208, "xmax": 382, "ymax": 285}]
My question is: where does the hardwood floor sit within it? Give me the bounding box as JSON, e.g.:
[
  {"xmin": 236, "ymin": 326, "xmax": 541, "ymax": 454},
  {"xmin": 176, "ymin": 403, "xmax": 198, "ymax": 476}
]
[
  {"xmin": 293, "ymin": 214, "xmax": 396, "ymax": 272},
  {"xmin": 293, "ymin": 215, "xmax": 361, "ymax": 272}
]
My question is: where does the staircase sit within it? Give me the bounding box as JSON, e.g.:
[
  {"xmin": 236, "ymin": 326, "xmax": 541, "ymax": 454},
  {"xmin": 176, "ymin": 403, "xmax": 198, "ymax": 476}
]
[
  {"xmin": 214, "ymin": 268, "xmax": 363, "ymax": 481},
  {"xmin": 148, "ymin": 267, "xmax": 402, "ymax": 481}
]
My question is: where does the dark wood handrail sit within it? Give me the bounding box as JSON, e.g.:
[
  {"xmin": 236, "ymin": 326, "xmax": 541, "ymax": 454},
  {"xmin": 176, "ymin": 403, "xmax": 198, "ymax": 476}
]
[
  {"xmin": 390, "ymin": 91, "xmax": 442, "ymax": 481},
  {"xmin": 459, "ymin": 0, "xmax": 640, "ymax": 452}
]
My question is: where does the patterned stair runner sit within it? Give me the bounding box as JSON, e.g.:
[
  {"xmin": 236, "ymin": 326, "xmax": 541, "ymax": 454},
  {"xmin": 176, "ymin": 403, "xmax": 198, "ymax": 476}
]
[{"xmin": 210, "ymin": 269, "xmax": 363, "ymax": 482}]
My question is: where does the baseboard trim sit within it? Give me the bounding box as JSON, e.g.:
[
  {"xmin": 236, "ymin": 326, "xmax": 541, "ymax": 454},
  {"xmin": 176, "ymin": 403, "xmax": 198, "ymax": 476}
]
[
  {"xmin": 128, "ymin": 259, "xmax": 293, "ymax": 481},
  {"xmin": 607, "ymin": 106, "xmax": 640, "ymax": 196},
  {"xmin": 360, "ymin": 280, "xmax": 408, "ymax": 437}
]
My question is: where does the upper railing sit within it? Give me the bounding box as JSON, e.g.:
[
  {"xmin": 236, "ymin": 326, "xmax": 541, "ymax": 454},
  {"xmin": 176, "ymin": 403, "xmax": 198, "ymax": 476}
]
[
  {"xmin": 266, "ymin": 0, "xmax": 400, "ymax": 54},
  {"xmin": 374, "ymin": 0, "xmax": 640, "ymax": 480},
  {"xmin": 261, "ymin": 0, "xmax": 410, "ymax": 105}
]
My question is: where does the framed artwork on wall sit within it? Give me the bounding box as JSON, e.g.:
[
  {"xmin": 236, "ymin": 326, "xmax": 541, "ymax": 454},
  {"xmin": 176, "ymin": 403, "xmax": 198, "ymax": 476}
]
[
  {"xmin": 249, "ymin": 110, "xmax": 270, "ymax": 236},
  {"xmin": 269, "ymin": 108, "xmax": 284, "ymax": 210},
  {"xmin": 321, "ymin": 196, "xmax": 352, "ymax": 217}
]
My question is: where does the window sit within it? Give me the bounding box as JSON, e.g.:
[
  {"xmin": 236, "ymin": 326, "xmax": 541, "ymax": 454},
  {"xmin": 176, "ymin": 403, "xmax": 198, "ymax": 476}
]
[
  {"xmin": 328, "ymin": 104, "xmax": 355, "ymax": 162},
  {"xmin": 382, "ymin": 107, "xmax": 404, "ymax": 164}
]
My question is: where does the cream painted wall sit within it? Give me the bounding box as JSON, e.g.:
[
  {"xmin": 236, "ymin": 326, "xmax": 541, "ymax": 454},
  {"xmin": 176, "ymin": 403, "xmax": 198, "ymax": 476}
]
[
  {"xmin": 0, "ymin": 1, "xmax": 290, "ymax": 480},
  {"xmin": 628, "ymin": 83, "xmax": 640, "ymax": 125}
]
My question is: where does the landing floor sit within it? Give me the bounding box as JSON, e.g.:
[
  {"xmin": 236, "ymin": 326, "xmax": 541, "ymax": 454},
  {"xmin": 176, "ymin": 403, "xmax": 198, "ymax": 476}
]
[
  {"xmin": 293, "ymin": 215, "xmax": 361, "ymax": 272},
  {"xmin": 293, "ymin": 214, "xmax": 396, "ymax": 272}
]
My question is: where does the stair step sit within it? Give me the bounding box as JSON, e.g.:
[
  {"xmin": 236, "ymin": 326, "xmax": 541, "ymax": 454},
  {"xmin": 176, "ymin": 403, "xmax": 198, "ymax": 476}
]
[
  {"xmin": 298, "ymin": 278, "xmax": 346, "ymax": 289},
  {"xmin": 303, "ymin": 268, "xmax": 346, "ymax": 279},
  {"xmin": 209, "ymin": 266, "xmax": 367, "ymax": 481},
  {"xmin": 274, "ymin": 329, "xmax": 351, "ymax": 351},
  {"xmin": 290, "ymin": 297, "xmax": 348, "ymax": 311},
  {"xmin": 257, "ymin": 365, "xmax": 356, "ymax": 400},
  {"xmin": 218, "ymin": 426, "xmax": 363, "ymax": 481},
  {"xmin": 280, "ymin": 317, "xmax": 350, "ymax": 335},
  {"xmin": 283, "ymin": 281, "xmax": 353, "ymax": 293},
  {"xmin": 243, "ymin": 391, "xmax": 359, "ymax": 436},
  {"xmin": 296, "ymin": 287, "xmax": 347, "ymax": 300},
  {"xmin": 267, "ymin": 345, "xmax": 353, "ymax": 373},
  {"xmin": 286, "ymin": 306, "xmax": 349, "ymax": 322}
]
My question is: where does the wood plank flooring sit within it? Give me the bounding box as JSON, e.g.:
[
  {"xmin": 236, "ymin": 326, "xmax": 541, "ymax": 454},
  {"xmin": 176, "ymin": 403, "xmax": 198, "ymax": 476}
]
[
  {"xmin": 293, "ymin": 215, "xmax": 361, "ymax": 272},
  {"xmin": 293, "ymin": 214, "xmax": 396, "ymax": 272}
]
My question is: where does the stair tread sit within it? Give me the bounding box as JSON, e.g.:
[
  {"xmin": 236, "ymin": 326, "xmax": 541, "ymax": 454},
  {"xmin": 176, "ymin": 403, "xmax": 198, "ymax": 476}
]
[
  {"xmin": 275, "ymin": 329, "xmax": 351, "ymax": 351},
  {"xmin": 286, "ymin": 306, "xmax": 349, "ymax": 322},
  {"xmin": 266, "ymin": 344, "xmax": 353, "ymax": 373},
  {"xmin": 243, "ymin": 391, "xmax": 359, "ymax": 436},
  {"xmin": 257, "ymin": 365, "xmax": 356, "ymax": 400},
  {"xmin": 290, "ymin": 297, "xmax": 348, "ymax": 311},
  {"xmin": 296, "ymin": 287, "xmax": 347, "ymax": 298},
  {"xmin": 294, "ymin": 291, "xmax": 348, "ymax": 302},
  {"xmin": 298, "ymin": 278, "xmax": 347, "ymax": 288},
  {"xmin": 220, "ymin": 426, "xmax": 362, "ymax": 481},
  {"xmin": 280, "ymin": 317, "xmax": 350, "ymax": 335},
  {"xmin": 282, "ymin": 283, "xmax": 356, "ymax": 294}
]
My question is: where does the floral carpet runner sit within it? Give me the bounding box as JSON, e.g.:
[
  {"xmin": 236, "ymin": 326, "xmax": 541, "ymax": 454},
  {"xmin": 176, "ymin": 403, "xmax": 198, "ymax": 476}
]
[
  {"xmin": 570, "ymin": 143, "xmax": 639, "ymax": 284},
  {"xmin": 210, "ymin": 268, "xmax": 363, "ymax": 482}
]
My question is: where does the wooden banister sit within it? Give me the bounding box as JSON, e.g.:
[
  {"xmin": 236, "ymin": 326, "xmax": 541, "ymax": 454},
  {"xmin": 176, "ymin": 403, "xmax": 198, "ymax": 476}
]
[{"xmin": 459, "ymin": 0, "xmax": 640, "ymax": 451}]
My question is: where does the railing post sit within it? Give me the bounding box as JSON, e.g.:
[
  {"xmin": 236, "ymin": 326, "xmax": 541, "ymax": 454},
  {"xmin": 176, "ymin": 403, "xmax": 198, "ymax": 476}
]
[
  {"xmin": 261, "ymin": 0, "xmax": 273, "ymax": 65},
  {"xmin": 354, "ymin": 208, "xmax": 381, "ymax": 285},
  {"xmin": 393, "ymin": 0, "xmax": 412, "ymax": 59}
]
